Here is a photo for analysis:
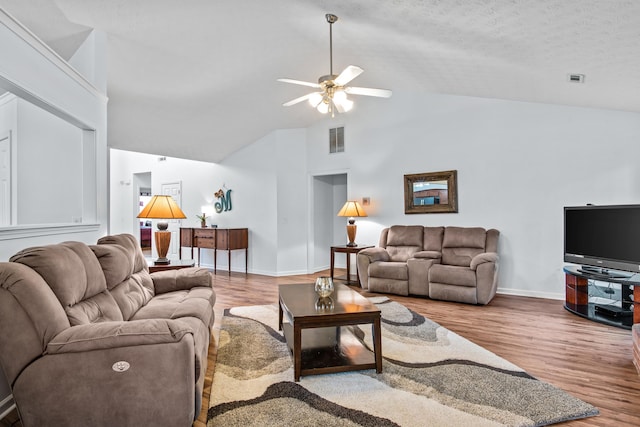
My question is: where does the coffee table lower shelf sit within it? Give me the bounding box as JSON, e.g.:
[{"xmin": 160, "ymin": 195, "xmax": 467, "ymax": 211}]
[{"xmin": 281, "ymin": 323, "xmax": 378, "ymax": 379}]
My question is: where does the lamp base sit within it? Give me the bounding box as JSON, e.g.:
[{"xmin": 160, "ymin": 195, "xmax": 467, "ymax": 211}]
[
  {"xmin": 154, "ymin": 230, "xmax": 172, "ymax": 266},
  {"xmin": 346, "ymin": 224, "xmax": 357, "ymax": 247}
]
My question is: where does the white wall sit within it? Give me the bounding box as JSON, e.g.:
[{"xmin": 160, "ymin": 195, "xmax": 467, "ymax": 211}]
[
  {"xmin": 110, "ymin": 90, "xmax": 640, "ymax": 300},
  {"xmin": 0, "ymin": 14, "xmax": 108, "ymax": 410},
  {"xmin": 304, "ymin": 91, "xmax": 640, "ymax": 299}
]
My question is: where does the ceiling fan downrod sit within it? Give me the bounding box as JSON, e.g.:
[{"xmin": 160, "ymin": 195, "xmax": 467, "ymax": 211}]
[{"xmin": 326, "ymin": 14, "xmax": 338, "ymax": 78}]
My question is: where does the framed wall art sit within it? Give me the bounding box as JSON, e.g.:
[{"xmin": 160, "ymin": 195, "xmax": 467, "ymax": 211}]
[{"xmin": 404, "ymin": 170, "xmax": 458, "ymax": 214}]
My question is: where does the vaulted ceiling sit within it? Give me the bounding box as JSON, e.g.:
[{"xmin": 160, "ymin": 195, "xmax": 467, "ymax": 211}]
[{"xmin": 1, "ymin": 0, "xmax": 639, "ymax": 162}]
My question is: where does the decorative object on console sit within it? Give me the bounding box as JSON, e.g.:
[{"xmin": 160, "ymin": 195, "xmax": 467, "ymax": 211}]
[
  {"xmin": 277, "ymin": 14, "xmax": 392, "ymax": 117},
  {"xmin": 404, "ymin": 170, "xmax": 458, "ymax": 214},
  {"xmin": 314, "ymin": 276, "xmax": 334, "ymax": 298},
  {"xmin": 214, "ymin": 188, "xmax": 232, "ymax": 213},
  {"xmin": 337, "ymin": 200, "xmax": 367, "ymax": 247},
  {"xmin": 137, "ymin": 195, "xmax": 186, "ymax": 265},
  {"xmin": 196, "ymin": 213, "xmax": 209, "ymax": 228}
]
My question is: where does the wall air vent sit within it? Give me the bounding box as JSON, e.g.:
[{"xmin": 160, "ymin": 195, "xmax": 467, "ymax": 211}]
[
  {"xmin": 329, "ymin": 126, "xmax": 344, "ymax": 153},
  {"xmin": 568, "ymin": 74, "xmax": 585, "ymax": 83}
]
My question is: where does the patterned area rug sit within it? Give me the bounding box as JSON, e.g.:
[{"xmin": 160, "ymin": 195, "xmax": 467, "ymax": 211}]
[{"xmin": 207, "ymin": 297, "xmax": 598, "ymax": 426}]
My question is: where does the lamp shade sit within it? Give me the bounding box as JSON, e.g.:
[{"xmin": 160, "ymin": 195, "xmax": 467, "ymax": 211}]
[
  {"xmin": 137, "ymin": 195, "xmax": 187, "ymax": 220},
  {"xmin": 137, "ymin": 195, "xmax": 186, "ymax": 265},
  {"xmin": 337, "ymin": 201, "xmax": 368, "ymax": 218}
]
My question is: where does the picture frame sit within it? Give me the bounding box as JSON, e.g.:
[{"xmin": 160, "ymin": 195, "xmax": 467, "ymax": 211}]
[{"xmin": 404, "ymin": 170, "xmax": 458, "ymax": 214}]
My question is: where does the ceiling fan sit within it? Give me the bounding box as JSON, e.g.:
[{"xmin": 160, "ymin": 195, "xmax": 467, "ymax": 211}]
[{"xmin": 278, "ymin": 13, "xmax": 392, "ymax": 116}]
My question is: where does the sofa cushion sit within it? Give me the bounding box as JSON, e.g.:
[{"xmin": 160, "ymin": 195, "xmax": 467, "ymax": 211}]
[
  {"xmin": 91, "ymin": 244, "xmax": 155, "ymax": 320},
  {"xmin": 423, "ymin": 226, "xmax": 445, "ymax": 251},
  {"xmin": 131, "ymin": 288, "xmax": 215, "ymax": 328},
  {"xmin": 10, "ymin": 242, "xmax": 123, "ymax": 325},
  {"xmin": 430, "ymin": 264, "xmax": 477, "ymax": 287},
  {"xmin": 386, "ymin": 225, "xmax": 424, "ymax": 261},
  {"xmin": 369, "ymin": 278, "xmax": 409, "ymax": 296},
  {"xmin": 441, "ymin": 227, "xmax": 487, "ymax": 267},
  {"xmin": 369, "ymin": 261, "xmax": 409, "ymax": 281}
]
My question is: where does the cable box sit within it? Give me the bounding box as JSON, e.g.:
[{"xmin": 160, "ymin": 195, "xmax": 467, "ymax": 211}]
[{"xmin": 594, "ymin": 304, "xmax": 633, "ymax": 318}]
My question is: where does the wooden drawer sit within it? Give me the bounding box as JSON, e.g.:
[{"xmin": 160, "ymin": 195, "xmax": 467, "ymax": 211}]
[
  {"xmin": 195, "ymin": 236, "xmax": 216, "ymax": 249},
  {"xmin": 194, "ymin": 229, "xmax": 215, "ymax": 238}
]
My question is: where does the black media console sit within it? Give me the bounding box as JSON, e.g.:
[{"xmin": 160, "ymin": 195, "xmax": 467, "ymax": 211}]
[{"xmin": 564, "ymin": 265, "xmax": 640, "ymax": 330}]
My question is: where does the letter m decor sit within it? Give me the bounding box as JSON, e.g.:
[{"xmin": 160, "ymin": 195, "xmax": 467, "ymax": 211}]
[{"xmin": 214, "ymin": 189, "xmax": 232, "ymax": 213}]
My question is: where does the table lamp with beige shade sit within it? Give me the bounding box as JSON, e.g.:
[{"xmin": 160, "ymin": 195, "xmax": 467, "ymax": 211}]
[
  {"xmin": 137, "ymin": 195, "xmax": 187, "ymax": 264},
  {"xmin": 337, "ymin": 200, "xmax": 367, "ymax": 247}
]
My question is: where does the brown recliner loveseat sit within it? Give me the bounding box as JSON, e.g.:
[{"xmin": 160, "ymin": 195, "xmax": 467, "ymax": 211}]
[
  {"xmin": 357, "ymin": 225, "xmax": 499, "ymax": 304},
  {"xmin": 0, "ymin": 234, "xmax": 215, "ymax": 427}
]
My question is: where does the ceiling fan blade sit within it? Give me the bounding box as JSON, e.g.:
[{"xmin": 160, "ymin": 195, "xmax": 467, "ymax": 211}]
[
  {"xmin": 334, "ymin": 65, "xmax": 364, "ymax": 86},
  {"xmin": 277, "ymin": 78, "xmax": 321, "ymax": 88},
  {"xmin": 283, "ymin": 93, "xmax": 317, "ymax": 107},
  {"xmin": 345, "ymin": 86, "xmax": 392, "ymax": 98}
]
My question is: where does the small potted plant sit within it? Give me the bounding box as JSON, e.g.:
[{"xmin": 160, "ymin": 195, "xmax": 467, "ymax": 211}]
[{"xmin": 196, "ymin": 213, "xmax": 209, "ymax": 228}]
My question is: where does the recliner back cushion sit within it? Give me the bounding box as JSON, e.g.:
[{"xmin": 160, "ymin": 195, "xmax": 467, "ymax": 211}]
[
  {"xmin": 92, "ymin": 234, "xmax": 155, "ymax": 320},
  {"xmin": 423, "ymin": 227, "xmax": 444, "ymax": 251},
  {"xmin": 10, "ymin": 242, "xmax": 123, "ymax": 325},
  {"xmin": 441, "ymin": 227, "xmax": 487, "ymax": 267},
  {"xmin": 385, "ymin": 225, "xmax": 424, "ymax": 262}
]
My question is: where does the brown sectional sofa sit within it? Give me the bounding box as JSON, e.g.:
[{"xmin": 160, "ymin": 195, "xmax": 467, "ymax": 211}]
[
  {"xmin": 357, "ymin": 225, "xmax": 499, "ymax": 304},
  {"xmin": 0, "ymin": 234, "xmax": 215, "ymax": 427}
]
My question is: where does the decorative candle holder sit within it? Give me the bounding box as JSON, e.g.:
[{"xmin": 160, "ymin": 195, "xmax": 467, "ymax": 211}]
[{"xmin": 314, "ymin": 276, "xmax": 334, "ymax": 298}]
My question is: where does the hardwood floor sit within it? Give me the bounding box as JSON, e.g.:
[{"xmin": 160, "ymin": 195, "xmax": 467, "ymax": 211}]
[{"xmin": 3, "ymin": 269, "xmax": 639, "ymax": 426}]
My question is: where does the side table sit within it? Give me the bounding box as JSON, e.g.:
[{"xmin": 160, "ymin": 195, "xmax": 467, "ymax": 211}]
[
  {"xmin": 330, "ymin": 245, "xmax": 373, "ymax": 285},
  {"xmin": 147, "ymin": 258, "xmax": 195, "ymax": 273}
]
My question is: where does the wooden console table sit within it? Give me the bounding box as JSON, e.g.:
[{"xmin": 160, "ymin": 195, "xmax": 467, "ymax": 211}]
[{"xmin": 180, "ymin": 227, "xmax": 248, "ymax": 275}]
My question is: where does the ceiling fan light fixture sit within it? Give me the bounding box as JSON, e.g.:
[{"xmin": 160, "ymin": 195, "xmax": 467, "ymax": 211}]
[
  {"xmin": 278, "ymin": 13, "xmax": 391, "ymax": 114},
  {"xmin": 308, "ymin": 92, "xmax": 323, "ymax": 107},
  {"xmin": 333, "ymin": 89, "xmax": 347, "ymax": 103},
  {"xmin": 339, "ymin": 98, "xmax": 354, "ymax": 112},
  {"xmin": 317, "ymin": 101, "xmax": 330, "ymax": 114}
]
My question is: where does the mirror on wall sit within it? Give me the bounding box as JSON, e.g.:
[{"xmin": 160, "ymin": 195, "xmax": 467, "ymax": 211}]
[
  {"xmin": 404, "ymin": 170, "xmax": 458, "ymax": 214},
  {"xmin": 0, "ymin": 89, "xmax": 93, "ymax": 228}
]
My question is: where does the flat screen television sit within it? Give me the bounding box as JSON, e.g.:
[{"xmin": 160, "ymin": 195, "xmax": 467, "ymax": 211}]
[{"xmin": 564, "ymin": 204, "xmax": 640, "ymax": 277}]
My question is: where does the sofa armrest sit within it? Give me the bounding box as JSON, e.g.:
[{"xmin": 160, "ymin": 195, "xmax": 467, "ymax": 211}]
[
  {"xmin": 358, "ymin": 247, "xmax": 390, "ymax": 263},
  {"xmin": 412, "ymin": 251, "xmax": 442, "ymax": 260},
  {"xmin": 46, "ymin": 318, "xmax": 193, "ymax": 354},
  {"xmin": 470, "ymin": 252, "xmax": 499, "ymax": 270},
  {"xmin": 151, "ymin": 267, "xmax": 212, "ymax": 294}
]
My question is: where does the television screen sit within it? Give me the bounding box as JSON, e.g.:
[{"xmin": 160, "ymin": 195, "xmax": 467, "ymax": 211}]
[{"xmin": 564, "ymin": 204, "xmax": 640, "ymax": 274}]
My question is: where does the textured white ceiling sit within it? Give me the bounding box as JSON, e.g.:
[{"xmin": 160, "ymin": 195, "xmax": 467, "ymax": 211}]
[{"xmin": 1, "ymin": 0, "xmax": 639, "ymax": 162}]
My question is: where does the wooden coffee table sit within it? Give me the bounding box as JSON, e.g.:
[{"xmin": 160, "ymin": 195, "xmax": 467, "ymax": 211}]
[{"xmin": 278, "ymin": 283, "xmax": 382, "ymax": 382}]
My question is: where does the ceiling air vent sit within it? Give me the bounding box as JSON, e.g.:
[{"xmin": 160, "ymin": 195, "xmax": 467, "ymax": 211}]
[
  {"xmin": 567, "ymin": 74, "xmax": 585, "ymax": 83},
  {"xmin": 329, "ymin": 127, "xmax": 344, "ymax": 153}
]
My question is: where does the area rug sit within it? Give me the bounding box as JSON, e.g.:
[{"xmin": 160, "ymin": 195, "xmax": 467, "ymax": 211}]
[{"xmin": 207, "ymin": 297, "xmax": 598, "ymax": 426}]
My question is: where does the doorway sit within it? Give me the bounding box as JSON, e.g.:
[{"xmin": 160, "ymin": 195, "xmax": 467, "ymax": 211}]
[
  {"xmin": 309, "ymin": 173, "xmax": 347, "ymax": 273},
  {"xmin": 161, "ymin": 181, "xmax": 183, "ymax": 259},
  {"xmin": 133, "ymin": 172, "xmax": 152, "ymax": 255},
  {"xmin": 0, "ymin": 132, "xmax": 11, "ymax": 226}
]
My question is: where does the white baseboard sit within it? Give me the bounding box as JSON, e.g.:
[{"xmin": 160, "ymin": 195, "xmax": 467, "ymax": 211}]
[{"xmin": 497, "ymin": 287, "xmax": 564, "ymax": 301}]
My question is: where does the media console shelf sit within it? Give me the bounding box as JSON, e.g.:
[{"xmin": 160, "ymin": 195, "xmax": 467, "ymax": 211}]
[{"xmin": 564, "ymin": 265, "xmax": 640, "ymax": 329}]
